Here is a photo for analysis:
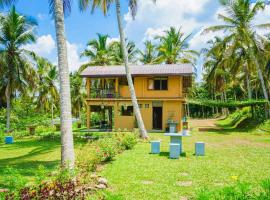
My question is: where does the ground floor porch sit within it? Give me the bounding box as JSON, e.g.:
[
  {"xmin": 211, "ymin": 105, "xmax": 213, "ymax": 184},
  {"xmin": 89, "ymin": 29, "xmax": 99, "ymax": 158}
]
[{"xmin": 86, "ymin": 99, "xmax": 186, "ymax": 132}]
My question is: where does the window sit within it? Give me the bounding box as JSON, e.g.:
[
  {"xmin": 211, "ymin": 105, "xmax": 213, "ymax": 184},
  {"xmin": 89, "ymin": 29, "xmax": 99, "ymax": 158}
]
[
  {"xmin": 139, "ymin": 104, "xmax": 142, "ymax": 108},
  {"xmin": 120, "ymin": 106, "xmax": 133, "ymax": 116},
  {"xmin": 148, "ymin": 77, "xmax": 168, "ymax": 90},
  {"xmin": 119, "ymin": 77, "xmax": 134, "ymax": 86},
  {"xmin": 145, "ymin": 104, "xmax": 150, "ymax": 108}
]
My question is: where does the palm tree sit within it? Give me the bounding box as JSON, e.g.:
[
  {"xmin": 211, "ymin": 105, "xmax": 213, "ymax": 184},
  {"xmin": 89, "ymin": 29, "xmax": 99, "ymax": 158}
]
[
  {"xmin": 80, "ymin": 33, "xmax": 115, "ymax": 71},
  {"xmin": 1, "ymin": 0, "xmax": 75, "ymax": 169},
  {"xmin": 139, "ymin": 41, "xmax": 157, "ymax": 64},
  {"xmin": 156, "ymin": 27, "xmax": 198, "ymax": 64},
  {"xmin": 48, "ymin": 0, "xmax": 75, "ymax": 169},
  {"xmin": 109, "ymin": 40, "xmax": 139, "ymax": 64},
  {"xmin": 79, "ymin": 0, "xmax": 156, "ymax": 139},
  {"xmin": 70, "ymin": 72, "xmax": 85, "ymax": 119},
  {"xmin": 204, "ymin": 0, "xmax": 270, "ymax": 105},
  {"xmin": 0, "ymin": 7, "xmax": 36, "ymax": 133},
  {"xmin": 32, "ymin": 55, "xmax": 59, "ymax": 113}
]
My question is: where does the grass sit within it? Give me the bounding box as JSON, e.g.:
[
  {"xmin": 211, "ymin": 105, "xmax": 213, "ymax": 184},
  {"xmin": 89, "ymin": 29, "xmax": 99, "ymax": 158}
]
[
  {"xmin": 100, "ymin": 131, "xmax": 270, "ymax": 200},
  {"xmin": 1, "ymin": 125, "xmax": 270, "ymax": 199}
]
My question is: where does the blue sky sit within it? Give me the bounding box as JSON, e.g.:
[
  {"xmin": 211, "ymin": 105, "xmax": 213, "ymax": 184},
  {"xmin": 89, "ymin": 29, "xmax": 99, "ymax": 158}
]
[{"xmin": 3, "ymin": 0, "xmax": 270, "ymax": 80}]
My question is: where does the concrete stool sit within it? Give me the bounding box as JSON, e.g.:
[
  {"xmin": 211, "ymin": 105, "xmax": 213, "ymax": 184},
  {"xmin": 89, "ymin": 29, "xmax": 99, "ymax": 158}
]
[
  {"xmin": 195, "ymin": 142, "xmax": 205, "ymax": 156},
  {"xmin": 151, "ymin": 141, "xmax": 160, "ymax": 154},
  {"xmin": 170, "ymin": 143, "xmax": 181, "ymax": 159},
  {"xmin": 5, "ymin": 136, "xmax": 14, "ymax": 144}
]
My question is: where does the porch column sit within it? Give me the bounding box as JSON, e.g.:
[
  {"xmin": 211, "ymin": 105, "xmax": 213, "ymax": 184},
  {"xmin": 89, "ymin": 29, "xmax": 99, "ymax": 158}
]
[
  {"xmin": 86, "ymin": 78, "xmax": 91, "ymax": 97},
  {"xmin": 115, "ymin": 78, "xmax": 119, "ymax": 95},
  {"xmin": 87, "ymin": 104, "xmax": 91, "ymax": 129}
]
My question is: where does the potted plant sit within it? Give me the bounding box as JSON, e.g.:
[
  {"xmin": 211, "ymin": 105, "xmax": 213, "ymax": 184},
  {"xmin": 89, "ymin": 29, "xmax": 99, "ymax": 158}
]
[{"xmin": 182, "ymin": 125, "xmax": 188, "ymax": 135}]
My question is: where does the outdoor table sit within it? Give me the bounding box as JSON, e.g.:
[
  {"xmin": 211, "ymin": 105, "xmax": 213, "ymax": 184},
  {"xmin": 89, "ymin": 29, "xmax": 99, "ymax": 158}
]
[{"xmin": 164, "ymin": 132, "xmax": 191, "ymax": 154}]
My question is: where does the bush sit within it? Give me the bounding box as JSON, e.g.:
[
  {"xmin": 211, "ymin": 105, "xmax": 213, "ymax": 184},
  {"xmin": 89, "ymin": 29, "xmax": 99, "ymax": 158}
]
[
  {"xmin": 96, "ymin": 137, "xmax": 119, "ymax": 162},
  {"xmin": 119, "ymin": 132, "xmax": 138, "ymax": 150}
]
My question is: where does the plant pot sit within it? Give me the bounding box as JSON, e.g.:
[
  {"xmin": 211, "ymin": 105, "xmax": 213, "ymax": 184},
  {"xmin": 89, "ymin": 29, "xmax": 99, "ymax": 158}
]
[{"xmin": 182, "ymin": 129, "xmax": 188, "ymax": 136}]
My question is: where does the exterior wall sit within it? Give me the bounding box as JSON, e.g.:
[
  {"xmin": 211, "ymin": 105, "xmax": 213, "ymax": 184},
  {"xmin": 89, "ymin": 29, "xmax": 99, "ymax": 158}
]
[
  {"xmin": 85, "ymin": 75, "xmax": 186, "ymax": 132},
  {"xmin": 119, "ymin": 76, "xmax": 183, "ymax": 99},
  {"xmin": 86, "ymin": 99, "xmax": 183, "ymax": 132}
]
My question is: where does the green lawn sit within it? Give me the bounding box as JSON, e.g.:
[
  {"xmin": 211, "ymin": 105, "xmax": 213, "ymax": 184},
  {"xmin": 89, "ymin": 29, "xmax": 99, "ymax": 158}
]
[
  {"xmin": 0, "ymin": 137, "xmax": 61, "ymax": 188},
  {"xmin": 1, "ymin": 129, "xmax": 270, "ymax": 199},
  {"xmin": 100, "ymin": 131, "xmax": 270, "ymax": 200}
]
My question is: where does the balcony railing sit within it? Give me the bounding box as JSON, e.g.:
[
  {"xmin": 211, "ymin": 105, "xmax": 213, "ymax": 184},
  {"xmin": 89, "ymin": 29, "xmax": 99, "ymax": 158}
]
[{"xmin": 90, "ymin": 88, "xmax": 120, "ymax": 98}]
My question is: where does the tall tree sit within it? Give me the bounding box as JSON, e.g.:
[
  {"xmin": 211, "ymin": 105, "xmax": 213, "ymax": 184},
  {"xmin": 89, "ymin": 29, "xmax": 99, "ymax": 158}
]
[
  {"xmin": 32, "ymin": 55, "xmax": 59, "ymax": 112},
  {"xmin": 49, "ymin": 0, "xmax": 75, "ymax": 169},
  {"xmin": 139, "ymin": 41, "xmax": 157, "ymax": 64},
  {"xmin": 79, "ymin": 0, "xmax": 156, "ymax": 139},
  {"xmin": 0, "ymin": 7, "xmax": 36, "ymax": 133},
  {"xmin": 1, "ymin": 0, "xmax": 75, "ymax": 169},
  {"xmin": 156, "ymin": 27, "xmax": 198, "ymax": 64},
  {"xmin": 80, "ymin": 33, "xmax": 115, "ymax": 71},
  {"xmin": 70, "ymin": 72, "xmax": 85, "ymax": 119},
  {"xmin": 204, "ymin": 0, "xmax": 270, "ymax": 105}
]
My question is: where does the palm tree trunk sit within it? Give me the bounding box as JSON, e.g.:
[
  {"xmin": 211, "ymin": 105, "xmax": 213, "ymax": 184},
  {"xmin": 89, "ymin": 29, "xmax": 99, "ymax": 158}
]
[
  {"xmin": 252, "ymin": 57, "xmax": 269, "ymax": 100},
  {"xmin": 5, "ymin": 82, "xmax": 11, "ymax": 133},
  {"xmin": 244, "ymin": 63, "xmax": 252, "ymax": 99},
  {"xmin": 54, "ymin": 0, "xmax": 75, "ymax": 169},
  {"xmin": 115, "ymin": 0, "xmax": 148, "ymax": 139},
  {"xmin": 254, "ymin": 58, "xmax": 270, "ymax": 117}
]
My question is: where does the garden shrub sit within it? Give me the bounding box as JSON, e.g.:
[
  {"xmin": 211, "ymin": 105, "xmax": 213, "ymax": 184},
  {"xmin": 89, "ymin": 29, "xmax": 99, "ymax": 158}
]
[
  {"xmin": 96, "ymin": 137, "xmax": 119, "ymax": 162},
  {"xmin": 118, "ymin": 132, "xmax": 138, "ymax": 150}
]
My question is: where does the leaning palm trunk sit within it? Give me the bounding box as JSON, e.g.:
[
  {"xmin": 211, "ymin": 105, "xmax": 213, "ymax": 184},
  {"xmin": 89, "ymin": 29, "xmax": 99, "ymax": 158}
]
[
  {"xmin": 5, "ymin": 82, "xmax": 11, "ymax": 133},
  {"xmin": 115, "ymin": 0, "xmax": 148, "ymax": 139},
  {"xmin": 244, "ymin": 63, "xmax": 252, "ymax": 99},
  {"xmin": 54, "ymin": 0, "xmax": 75, "ymax": 169},
  {"xmin": 253, "ymin": 57, "xmax": 270, "ymax": 117}
]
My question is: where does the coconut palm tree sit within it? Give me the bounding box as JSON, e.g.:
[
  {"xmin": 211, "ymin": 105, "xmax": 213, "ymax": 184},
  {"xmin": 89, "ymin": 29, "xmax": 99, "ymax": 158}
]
[
  {"xmin": 70, "ymin": 72, "xmax": 85, "ymax": 119},
  {"xmin": 1, "ymin": 0, "xmax": 75, "ymax": 169},
  {"xmin": 139, "ymin": 40, "xmax": 158, "ymax": 64},
  {"xmin": 109, "ymin": 39, "xmax": 139, "ymax": 64},
  {"xmin": 156, "ymin": 27, "xmax": 198, "ymax": 64},
  {"xmin": 204, "ymin": 0, "xmax": 270, "ymax": 105},
  {"xmin": 80, "ymin": 33, "xmax": 115, "ymax": 71},
  {"xmin": 32, "ymin": 55, "xmax": 59, "ymax": 113},
  {"xmin": 79, "ymin": 0, "xmax": 156, "ymax": 139},
  {"xmin": 0, "ymin": 7, "xmax": 36, "ymax": 133},
  {"xmin": 48, "ymin": 0, "xmax": 75, "ymax": 169}
]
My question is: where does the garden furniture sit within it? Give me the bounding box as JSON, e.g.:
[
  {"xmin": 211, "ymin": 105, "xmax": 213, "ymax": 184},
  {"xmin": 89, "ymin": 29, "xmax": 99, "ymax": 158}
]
[
  {"xmin": 5, "ymin": 136, "xmax": 14, "ymax": 144},
  {"xmin": 170, "ymin": 143, "xmax": 180, "ymax": 159},
  {"xmin": 151, "ymin": 141, "xmax": 160, "ymax": 154},
  {"xmin": 195, "ymin": 142, "xmax": 205, "ymax": 156},
  {"xmin": 164, "ymin": 133, "xmax": 190, "ymax": 154}
]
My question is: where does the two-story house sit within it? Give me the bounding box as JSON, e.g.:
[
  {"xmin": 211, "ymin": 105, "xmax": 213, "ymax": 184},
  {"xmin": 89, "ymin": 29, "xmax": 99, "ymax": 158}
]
[{"xmin": 81, "ymin": 64, "xmax": 192, "ymax": 132}]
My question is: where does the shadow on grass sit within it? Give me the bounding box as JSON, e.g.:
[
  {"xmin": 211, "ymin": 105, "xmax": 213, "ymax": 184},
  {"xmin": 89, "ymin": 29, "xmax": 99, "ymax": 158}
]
[{"xmin": 0, "ymin": 138, "xmax": 61, "ymax": 185}]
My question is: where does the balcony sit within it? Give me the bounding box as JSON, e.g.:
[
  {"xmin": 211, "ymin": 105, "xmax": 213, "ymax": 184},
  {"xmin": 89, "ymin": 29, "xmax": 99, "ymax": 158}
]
[{"xmin": 89, "ymin": 88, "xmax": 120, "ymax": 99}]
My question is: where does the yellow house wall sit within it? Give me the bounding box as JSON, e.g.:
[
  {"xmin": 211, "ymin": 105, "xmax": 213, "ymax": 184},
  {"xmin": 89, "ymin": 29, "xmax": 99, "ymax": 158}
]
[{"xmin": 119, "ymin": 76, "xmax": 183, "ymax": 98}]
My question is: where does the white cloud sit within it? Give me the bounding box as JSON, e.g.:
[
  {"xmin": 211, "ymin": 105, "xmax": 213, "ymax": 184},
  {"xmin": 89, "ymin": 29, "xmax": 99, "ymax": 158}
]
[
  {"xmin": 24, "ymin": 34, "xmax": 56, "ymax": 56},
  {"xmin": 106, "ymin": 37, "xmax": 119, "ymax": 45},
  {"xmin": 24, "ymin": 34, "xmax": 85, "ymax": 72},
  {"xmin": 66, "ymin": 42, "xmax": 85, "ymax": 72},
  {"xmin": 124, "ymin": 0, "xmax": 212, "ymax": 46}
]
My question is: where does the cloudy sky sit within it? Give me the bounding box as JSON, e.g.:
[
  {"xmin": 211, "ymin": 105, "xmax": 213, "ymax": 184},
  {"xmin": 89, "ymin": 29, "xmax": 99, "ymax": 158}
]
[{"xmin": 4, "ymin": 0, "xmax": 270, "ymax": 80}]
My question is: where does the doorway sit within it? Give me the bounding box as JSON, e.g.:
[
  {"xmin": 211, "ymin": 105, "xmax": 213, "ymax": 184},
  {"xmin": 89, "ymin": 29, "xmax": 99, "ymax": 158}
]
[{"xmin": 153, "ymin": 107, "xmax": 163, "ymax": 130}]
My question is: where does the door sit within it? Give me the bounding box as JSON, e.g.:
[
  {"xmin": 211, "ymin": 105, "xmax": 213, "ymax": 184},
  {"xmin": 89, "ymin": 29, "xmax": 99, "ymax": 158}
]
[{"xmin": 153, "ymin": 107, "xmax": 163, "ymax": 130}]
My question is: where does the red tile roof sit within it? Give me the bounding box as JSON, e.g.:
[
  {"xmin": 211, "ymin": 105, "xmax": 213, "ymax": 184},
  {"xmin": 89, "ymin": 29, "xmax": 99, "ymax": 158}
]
[{"xmin": 81, "ymin": 64, "xmax": 193, "ymax": 78}]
